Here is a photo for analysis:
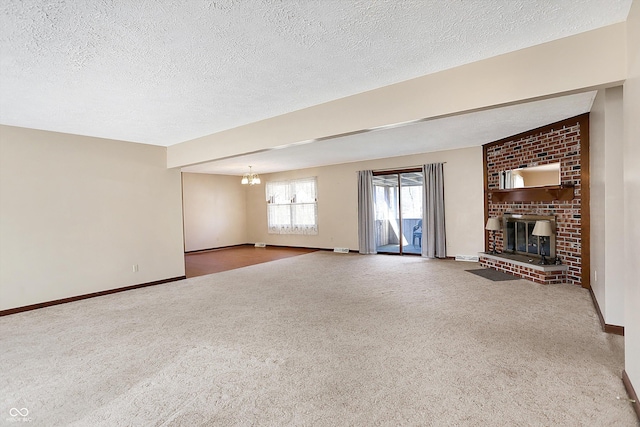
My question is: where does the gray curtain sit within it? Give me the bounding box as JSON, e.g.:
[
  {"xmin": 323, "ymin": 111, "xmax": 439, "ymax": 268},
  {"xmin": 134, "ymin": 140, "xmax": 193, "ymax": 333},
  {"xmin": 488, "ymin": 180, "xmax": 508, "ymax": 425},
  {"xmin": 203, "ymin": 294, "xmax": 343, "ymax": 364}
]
[
  {"xmin": 357, "ymin": 170, "xmax": 377, "ymax": 254},
  {"xmin": 422, "ymin": 163, "xmax": 446, "ymax": 258}
]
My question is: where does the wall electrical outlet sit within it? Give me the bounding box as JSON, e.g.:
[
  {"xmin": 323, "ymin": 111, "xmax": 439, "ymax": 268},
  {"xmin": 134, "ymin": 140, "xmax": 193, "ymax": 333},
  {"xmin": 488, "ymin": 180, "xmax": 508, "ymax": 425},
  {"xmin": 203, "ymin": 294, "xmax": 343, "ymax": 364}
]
[
  {"xmin": 333, "ymin": 247, "xmax": 350, "ymax": 253},
  {"xmin": 133, "ymin": 264, "xmax": 139, "ymax": 272}
]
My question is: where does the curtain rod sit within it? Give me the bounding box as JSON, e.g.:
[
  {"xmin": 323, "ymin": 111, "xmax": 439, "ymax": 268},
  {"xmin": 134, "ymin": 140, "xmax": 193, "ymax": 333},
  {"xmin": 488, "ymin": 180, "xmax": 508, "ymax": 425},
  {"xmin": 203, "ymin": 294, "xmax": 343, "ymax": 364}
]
[{"xmin": 369, "ymin": 162, "xmax": 447, "ymax": 173}]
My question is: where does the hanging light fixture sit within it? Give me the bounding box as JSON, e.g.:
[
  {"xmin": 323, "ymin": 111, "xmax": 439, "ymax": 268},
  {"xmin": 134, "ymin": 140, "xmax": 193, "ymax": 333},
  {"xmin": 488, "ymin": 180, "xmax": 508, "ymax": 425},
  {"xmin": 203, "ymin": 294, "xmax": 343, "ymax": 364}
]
[{"xmin": 241, "ymin": 166, "xmax": 261, "ymax": 185}]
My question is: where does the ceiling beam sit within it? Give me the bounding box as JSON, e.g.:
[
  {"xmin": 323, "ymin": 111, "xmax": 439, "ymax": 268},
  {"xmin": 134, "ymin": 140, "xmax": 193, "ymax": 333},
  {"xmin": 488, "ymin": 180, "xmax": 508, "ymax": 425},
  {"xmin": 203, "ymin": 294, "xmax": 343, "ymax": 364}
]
[{"xmin": 167, "ymin": 23, "xmax": 626, "ymax": 169}]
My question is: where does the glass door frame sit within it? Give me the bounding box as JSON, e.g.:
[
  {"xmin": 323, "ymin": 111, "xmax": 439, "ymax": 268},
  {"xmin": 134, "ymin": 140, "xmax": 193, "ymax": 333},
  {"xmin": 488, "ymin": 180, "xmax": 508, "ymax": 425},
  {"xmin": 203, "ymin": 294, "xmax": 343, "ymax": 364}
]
[{"xmin": 373, "ymin": 167, "xmax": 423, "ymax": 256}]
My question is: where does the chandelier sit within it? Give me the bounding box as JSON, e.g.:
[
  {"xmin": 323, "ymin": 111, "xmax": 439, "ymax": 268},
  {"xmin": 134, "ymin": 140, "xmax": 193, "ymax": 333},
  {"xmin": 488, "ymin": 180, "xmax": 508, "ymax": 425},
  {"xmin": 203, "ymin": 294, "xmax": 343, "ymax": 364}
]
[{"xmin": 241, "ymin": 166, "xmax": 261, "ymax": 185}]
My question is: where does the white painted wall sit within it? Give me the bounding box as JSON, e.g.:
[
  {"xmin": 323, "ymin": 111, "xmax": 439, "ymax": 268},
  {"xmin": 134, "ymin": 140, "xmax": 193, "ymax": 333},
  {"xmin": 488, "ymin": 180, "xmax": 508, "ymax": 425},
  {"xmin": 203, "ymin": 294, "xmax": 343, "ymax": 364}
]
[
  {"xmin": 245, "ymin": 146, "xmax": 484, "ymax": 258},
  {"xmin": 623, "ymin": 0, "xmax": 640, "ymax": 400},
  {"xmin": 0, "ymin": 126, "xmax": 185, "ymax": 311},
  {"xmin": 590, "ymin": 87, "xmax": 625, "ymax": 327},
  {"xmin": 182, "ymin": 173, "xmax": 247, "ymax": 252},
  {"xmin": 603, "ymin": 87, "xmax": 625, "ymax": 327},
  {"xmin": 590, "ymin": 90, "xmax": 607, "ymax": 312}
]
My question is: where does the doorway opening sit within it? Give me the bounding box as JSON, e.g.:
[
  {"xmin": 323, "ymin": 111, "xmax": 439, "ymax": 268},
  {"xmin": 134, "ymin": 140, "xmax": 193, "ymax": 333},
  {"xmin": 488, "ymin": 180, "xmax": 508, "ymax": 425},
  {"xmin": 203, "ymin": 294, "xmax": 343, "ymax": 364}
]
[{"xmin": 373, "ymin": 169, "xmax": 424, "ymax": 255}]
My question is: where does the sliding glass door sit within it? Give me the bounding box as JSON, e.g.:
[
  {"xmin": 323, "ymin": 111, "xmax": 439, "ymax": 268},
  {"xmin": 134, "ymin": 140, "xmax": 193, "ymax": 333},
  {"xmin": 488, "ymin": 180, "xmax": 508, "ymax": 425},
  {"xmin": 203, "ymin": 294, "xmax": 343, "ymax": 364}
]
[{"xmin": 373, "ymin": 170, "xmax": 424, "ymax": 255}]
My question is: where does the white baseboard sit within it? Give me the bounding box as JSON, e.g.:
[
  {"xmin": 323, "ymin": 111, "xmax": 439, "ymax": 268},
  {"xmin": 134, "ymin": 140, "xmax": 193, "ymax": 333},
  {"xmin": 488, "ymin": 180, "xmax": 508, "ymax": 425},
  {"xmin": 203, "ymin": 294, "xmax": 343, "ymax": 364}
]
[{"xmin": 455, "ymin": 255, "xmax": 479, "ymax": 262}]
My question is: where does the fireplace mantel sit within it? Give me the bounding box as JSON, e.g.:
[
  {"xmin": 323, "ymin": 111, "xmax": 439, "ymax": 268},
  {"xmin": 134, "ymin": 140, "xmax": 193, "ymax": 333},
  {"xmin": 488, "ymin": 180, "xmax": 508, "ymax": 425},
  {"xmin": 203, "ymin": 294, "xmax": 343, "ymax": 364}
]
[{"xmin": 489, "ymin": 184, "xmax": 575, "ymax": 203}]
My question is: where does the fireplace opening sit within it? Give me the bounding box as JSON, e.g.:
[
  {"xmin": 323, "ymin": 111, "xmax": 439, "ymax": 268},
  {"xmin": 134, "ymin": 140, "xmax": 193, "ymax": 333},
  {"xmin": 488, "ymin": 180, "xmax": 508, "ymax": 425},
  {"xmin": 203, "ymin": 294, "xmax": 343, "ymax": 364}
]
[{"xmin": 503, "ymin": 214, "xmax": 556, "ymax": 259}]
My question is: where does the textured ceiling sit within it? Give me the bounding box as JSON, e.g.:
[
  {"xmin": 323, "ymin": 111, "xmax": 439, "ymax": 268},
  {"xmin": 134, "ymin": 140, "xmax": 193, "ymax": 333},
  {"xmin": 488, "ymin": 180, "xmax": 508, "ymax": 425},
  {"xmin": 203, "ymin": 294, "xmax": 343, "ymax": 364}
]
[
  {"xmin": 181, "ymin": 91, "xmax": 597, "ymax": 175},
  {"xmin": 0, "ymin": 0, "xmax": 632, "ymax": 147}
]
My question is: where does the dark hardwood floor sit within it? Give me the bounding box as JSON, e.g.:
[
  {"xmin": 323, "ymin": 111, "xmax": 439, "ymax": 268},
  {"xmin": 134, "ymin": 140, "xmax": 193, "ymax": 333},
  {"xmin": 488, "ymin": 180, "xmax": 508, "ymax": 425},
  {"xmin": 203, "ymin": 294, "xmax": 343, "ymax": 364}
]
[{"xmin": 184, "ymin": 245, "xmax": 318, "ymax": 278}]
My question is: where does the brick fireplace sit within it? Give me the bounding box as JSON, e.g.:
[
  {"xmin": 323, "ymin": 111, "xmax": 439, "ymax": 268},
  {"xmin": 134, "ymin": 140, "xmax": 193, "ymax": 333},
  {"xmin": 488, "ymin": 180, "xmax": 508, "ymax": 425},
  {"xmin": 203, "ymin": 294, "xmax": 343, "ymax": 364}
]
[{"xmin": 481, "ymin": 114, "xmax": 589, "ymax": 287}]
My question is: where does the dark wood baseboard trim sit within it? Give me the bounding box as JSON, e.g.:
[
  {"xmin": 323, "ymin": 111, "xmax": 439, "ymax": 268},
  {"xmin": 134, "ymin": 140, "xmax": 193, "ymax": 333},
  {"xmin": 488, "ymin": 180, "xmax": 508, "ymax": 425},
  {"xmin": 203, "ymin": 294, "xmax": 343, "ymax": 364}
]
[
  {"xmin": 590, "ymin": 288, "xmax": 607, "ymax": 328},
  {"xmin": 588, "ymin": 288, "xmax": 624, "ymax": 336},
  {"xmin": 263, "ymin": 244, "xmax": 327, "ymax": 251},
  {"xmin": 0, "ymin": 275, "xmax": 186, "ymax": 317},
  {"xmin": 259, "ymin": 244, "xmax": 360, "ymax": 253},
  {"xmin": 185, "ymin": 243, "xmax": 249, "ymax": 254},
  {"xmin": 604, "ymin": 323, "xmax": 625, "ymax": 336},
  {"xmin": 249, "ymin": 244, "xmax": 359, "ymax": 253},
  {"xmin": 186, "ymin": 243, "xmax": 354, "ymax": 254},
  {"xmin": 622, "ymin": 370, "xmax": 640, "ymax": 421},
  {"xmin": 186, "ymin": 243, "xmax": 446, "ymax": 256}
]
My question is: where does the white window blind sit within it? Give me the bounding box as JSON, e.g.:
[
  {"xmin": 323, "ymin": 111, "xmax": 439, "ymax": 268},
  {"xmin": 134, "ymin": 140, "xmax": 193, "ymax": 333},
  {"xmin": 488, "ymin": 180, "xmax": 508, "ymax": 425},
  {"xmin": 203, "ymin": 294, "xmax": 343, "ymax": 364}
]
[{"xmin": 266, "ymin": 177, "xmax": 318, "ymax": 235}]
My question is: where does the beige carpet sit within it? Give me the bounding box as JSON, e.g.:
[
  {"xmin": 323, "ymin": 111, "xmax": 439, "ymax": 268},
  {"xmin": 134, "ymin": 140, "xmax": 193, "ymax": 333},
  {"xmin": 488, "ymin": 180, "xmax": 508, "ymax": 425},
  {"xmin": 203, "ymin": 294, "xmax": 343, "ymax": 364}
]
[{"xmin": 1, "ymin": 252, "xmax": 637, "ymax": 426}]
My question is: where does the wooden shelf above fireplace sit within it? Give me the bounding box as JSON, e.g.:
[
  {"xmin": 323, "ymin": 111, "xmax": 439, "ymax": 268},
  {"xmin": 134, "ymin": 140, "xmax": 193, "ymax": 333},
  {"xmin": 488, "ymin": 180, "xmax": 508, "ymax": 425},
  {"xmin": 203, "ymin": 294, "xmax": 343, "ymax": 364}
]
[{"xmin": 488, "ymin": 185, "xmax": 575, "ymax": 203}]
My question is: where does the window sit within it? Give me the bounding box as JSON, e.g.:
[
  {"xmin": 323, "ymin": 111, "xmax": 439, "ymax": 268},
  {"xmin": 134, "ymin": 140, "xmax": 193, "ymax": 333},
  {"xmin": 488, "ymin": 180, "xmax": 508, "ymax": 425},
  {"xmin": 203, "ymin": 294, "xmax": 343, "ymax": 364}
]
[{"xmin": 266, "ymin": 177, "xmax": 318, "ymax": 235}]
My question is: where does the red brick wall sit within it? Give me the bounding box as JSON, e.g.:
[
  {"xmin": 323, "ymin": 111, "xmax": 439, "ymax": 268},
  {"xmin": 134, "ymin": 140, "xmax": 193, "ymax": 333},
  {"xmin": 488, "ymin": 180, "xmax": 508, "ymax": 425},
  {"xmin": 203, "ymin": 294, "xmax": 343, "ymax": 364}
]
[{"xmin": 485, "ymin": 118, "xmax": 583, "ymax": 285}]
